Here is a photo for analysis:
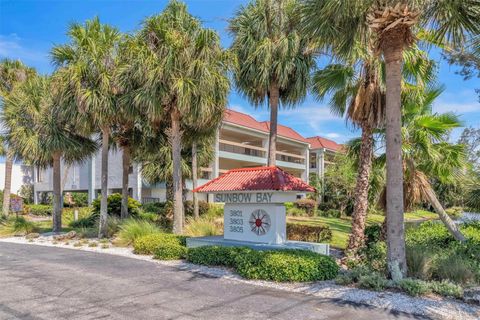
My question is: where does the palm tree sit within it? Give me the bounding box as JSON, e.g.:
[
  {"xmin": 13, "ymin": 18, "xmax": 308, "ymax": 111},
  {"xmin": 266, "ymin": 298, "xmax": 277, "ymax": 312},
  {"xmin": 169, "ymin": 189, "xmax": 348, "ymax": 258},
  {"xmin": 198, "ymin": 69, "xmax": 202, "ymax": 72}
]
[
  {"xmin": 312, "ymin": 47, "xmax": 435, "ymax": 253},
  {"xmin": 2, "ymin": 75, "xmax": 96, "ymax": 232},
  {"xmin": 52, "ymin": 17, "xmax": 121, "ymax": 238},
  {"xmin": 0, "ymin": 59, "xmax": 34, "ymax": 217},
  {"xmin": 121, "ymin": 0, "xmax": 229, "ymax": 234},
  {"xmin": 229, "ymin": 0, "xmax": 316, "ymax": 166},
  {"xmin": 301, "ymin": 0, "xmax": 480, "ymax": 279}
]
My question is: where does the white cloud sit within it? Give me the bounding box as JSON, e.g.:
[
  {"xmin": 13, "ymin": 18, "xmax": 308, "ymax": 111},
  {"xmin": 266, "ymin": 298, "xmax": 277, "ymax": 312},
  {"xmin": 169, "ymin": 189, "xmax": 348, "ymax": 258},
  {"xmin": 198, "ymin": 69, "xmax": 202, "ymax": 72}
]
[
  {"xmin": 433, "ymin": 101, "xmax": 479, "ymax": 114},
  {"xmin": 325, "ymin": 132, "xmax": 340, "ymax": 138},
  {"xmin": 0, "ymin": 34, "xmax": 47, "ymax": 62}
]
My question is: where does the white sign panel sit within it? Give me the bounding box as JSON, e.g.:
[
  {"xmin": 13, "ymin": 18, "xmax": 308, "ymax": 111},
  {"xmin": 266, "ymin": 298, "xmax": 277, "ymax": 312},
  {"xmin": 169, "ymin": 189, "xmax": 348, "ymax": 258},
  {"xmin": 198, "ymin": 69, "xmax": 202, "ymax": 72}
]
[{"xmin": 224, "ymin": 203, "xmax": 286, "ymax": 244}]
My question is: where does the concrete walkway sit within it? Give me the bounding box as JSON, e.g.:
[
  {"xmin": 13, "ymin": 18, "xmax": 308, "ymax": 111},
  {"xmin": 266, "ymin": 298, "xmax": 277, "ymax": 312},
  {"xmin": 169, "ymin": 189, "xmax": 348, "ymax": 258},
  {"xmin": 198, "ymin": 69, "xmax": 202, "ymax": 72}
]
[{"xmin": 0, "ymin": 242, "xmax": 421, "ymax": 320}]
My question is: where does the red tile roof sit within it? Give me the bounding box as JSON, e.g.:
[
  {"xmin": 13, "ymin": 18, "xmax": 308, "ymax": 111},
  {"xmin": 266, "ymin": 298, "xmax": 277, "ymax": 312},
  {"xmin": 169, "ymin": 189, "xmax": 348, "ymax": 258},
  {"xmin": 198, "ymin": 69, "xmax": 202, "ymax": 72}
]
[
  {"xmin": 306, "ymin": 136, "xmax": 342, "ymax": 152},
  {"xmin": 193, "ymin": 166, "xmax": 315, "ymax": 193},
  {"xmin": 224, "ymin": 109, "xmax": 308, "ymax": 143}
]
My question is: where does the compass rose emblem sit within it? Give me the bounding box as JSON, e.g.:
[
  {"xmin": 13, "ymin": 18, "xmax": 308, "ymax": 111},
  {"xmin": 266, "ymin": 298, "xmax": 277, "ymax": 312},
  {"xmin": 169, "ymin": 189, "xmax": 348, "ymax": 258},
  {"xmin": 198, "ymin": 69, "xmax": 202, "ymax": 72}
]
[{"xmin": 249, "ymin": 209, "xmax": 271, "ymax": 236}]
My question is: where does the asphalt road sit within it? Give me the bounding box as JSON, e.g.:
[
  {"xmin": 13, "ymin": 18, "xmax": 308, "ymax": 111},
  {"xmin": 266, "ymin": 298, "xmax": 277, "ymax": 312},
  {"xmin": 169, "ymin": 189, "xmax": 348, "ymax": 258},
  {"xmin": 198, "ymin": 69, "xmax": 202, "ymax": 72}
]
[{"xmin": 0, "ymin": 242, "xmax": 422, "ymax": 320}]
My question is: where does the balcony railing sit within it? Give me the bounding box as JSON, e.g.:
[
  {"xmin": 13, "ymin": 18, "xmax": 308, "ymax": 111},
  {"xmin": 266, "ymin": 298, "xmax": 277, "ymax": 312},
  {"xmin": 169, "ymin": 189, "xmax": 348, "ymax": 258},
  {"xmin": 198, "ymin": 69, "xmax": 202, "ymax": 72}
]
[
  {"xmin": 276, "ymin": 151, "xmax": 305, "ymax": 164},
  {"xmin": 219, "ymin": 139, "xmax": 266, "ymax": 158}
]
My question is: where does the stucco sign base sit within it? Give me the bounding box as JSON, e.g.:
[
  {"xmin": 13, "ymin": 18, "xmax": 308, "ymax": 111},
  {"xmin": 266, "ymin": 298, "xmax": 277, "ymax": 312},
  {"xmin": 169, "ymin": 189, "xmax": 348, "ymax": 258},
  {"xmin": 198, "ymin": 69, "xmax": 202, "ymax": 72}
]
[{"xmin": 186, "ymin": 236, "xmax": 330, "ymax": 256}]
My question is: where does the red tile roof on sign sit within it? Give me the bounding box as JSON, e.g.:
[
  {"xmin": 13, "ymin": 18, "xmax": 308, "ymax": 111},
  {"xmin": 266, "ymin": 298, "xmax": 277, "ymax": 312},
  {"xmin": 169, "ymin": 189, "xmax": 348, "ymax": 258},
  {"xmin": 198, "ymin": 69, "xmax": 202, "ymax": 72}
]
[
  {"xmin": 193, "ymin": 166, "xmax": 316, "ymax": 193},
  {"xmin": 223, "ymin": 109, "xmax": 308, "ymax": 143},
  {"xmin": 306, "ymin": 136, "xmax": 343, "ymax": 152}
]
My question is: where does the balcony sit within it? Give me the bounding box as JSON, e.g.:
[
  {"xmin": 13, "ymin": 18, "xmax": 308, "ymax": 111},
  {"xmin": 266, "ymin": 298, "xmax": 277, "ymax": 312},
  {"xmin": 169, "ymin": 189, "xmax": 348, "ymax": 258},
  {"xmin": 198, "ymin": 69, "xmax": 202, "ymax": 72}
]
[
  {"xmin": 276, "ymin": 151, "xmax": 305, "ymax": 165},
  {"xmin": 219, "ymin": 139, "xmax": 266, "ymax": 158}
]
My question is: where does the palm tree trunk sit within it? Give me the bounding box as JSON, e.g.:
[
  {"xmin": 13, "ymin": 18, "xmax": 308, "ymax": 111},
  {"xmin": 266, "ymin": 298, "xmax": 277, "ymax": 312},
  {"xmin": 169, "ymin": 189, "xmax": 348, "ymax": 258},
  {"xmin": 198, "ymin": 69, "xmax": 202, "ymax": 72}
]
[
  {"xmin": 383, "ymin": 40, "xmax": 407, "ymax": 280},
  {"xmin": 171, "ymin": 109, "xmax": 184, "ymax": 234},
  {"xmin": 121, "ymin": 146, "xmax": 131, "ymax": 219},
  {"xmin": 425, "ymin": 188, "xmax": 466, "ymax": 241},
  {"xmin": 192, "ymin": 141, "xmax": 199, "ymax": 219},
  {"xmin": 98, "ymin": 128, "xmax": 109, "ymax": 238},
  {"xmin": 2, "ymin": 152, "xmax": 13, "ymax": 216},
  {"xmin": 347, "ymin": 125, "xmax": 374, "ymax": 253},
  {"xmin": 267, "ymin": 82, "xmax": 279, "ymax": 166},
  {"xmin": 52, "ymin": 152, "xmax": 62, "ymax": 233}
]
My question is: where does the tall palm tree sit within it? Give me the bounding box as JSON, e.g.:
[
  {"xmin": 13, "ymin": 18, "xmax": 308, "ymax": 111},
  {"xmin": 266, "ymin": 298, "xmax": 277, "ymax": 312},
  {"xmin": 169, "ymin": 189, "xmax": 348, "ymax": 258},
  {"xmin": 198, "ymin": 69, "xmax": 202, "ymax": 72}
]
[
  {"xmin": 2, "ymin": 75, "xmax": 96, "ymax": 232},
  {"xmin": 52, "ymin": 17, "xmax": 121, "ymax": 238},
  {"xmin": 229, "ymin": 0, "xmax": 316, "ymax": 166},
  {"xmin": 0, "ymin": 59, "xmax": 34, "ymax": 217},
  {"xmin": 121, "ymin": 0, "xmax": 229, "ymax": 234},
  {"xmin": 312, "ymin": 47, "xmax": 435, "ymax": 253},
  {"xmin": 301, "ymin": 0, "xmax": 480, "ymax": 279}
]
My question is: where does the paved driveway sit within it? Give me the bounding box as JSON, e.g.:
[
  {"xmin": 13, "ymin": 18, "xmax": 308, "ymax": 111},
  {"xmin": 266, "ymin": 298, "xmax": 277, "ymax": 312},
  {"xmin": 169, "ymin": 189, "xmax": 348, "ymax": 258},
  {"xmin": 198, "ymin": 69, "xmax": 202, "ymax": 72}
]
[{"xmin": 0, "ymin": 242, "xmax": 421, "ymax": 320}]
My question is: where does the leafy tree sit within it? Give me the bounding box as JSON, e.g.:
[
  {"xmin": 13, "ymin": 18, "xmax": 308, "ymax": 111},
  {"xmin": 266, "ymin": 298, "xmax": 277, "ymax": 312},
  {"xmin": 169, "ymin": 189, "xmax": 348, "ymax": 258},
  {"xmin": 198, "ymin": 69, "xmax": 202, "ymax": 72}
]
[
  {"xmin": 312, "ymin": 46, "xmax": 435, "ymax": 253},
  {"xmin": 52, "ymin": 17, "xmax": 121, "ymax": 237},
  {"xmin": 3, "ymin": 75, "xmax": 96, "ymax": 232},
  {"xmin": 458, "ymin": 127, "xmax": 480, "ymax": 171},
  {"xmin": 301, "ymin": 0, "xmax": 480, "ymax": 278},
  {"xmin": 229, "ymin": 0, "xmax": 316, "ymax": 165},
  {"xmin": 0, "ymin": 59, "xmax": 35, "ymax": 216},
  {"xmin": 120, "ymin": 1, "xmax": 229, "ymax": 234}
]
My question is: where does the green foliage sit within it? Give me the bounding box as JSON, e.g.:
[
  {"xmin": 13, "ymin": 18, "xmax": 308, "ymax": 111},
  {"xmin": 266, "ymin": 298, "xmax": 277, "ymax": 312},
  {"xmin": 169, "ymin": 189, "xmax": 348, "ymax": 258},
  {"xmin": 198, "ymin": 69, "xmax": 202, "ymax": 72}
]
[
  {"xmin": 114, "ymin": 218, "xmax": 162, "ymax": 246},
  {"xmin": 235, "ymin": 249, "xmax": 339, "ymax": 282},
  {"xmin": 294, "ymin": 199, "xmax": 317, "ymax": 216},
  {"xmin": 187, "ymin": 246, "xmax": 250, "ymax": 268},
  {"xmin": 286, "ymin": 207, "xmax": 309, "ymax": 217},
  {"xmin": 406, "ymin": 222, "xmax": 453, "ymax": 247},
  {"xmin": 398, "ymin": 278, "xmax": 431, "ymax": 297},
  {"xmin": 362, "ymin": 242, "xmax": 387, "ymax": 273},
  {"xmin": 64, "ymin": 192, "xmax": 88, "ymax": 207},
  {"xmin": 18, "ymin": 185, "xmax": 33, "ymax": 204},
  {"xmin": 0, "ymin": 216, "xmax": 37, "ymax": 236},
  {"xmin": 153, "ymin": 243, "xmax": 187, "ymax": 260},
  {"xmin": 433, "ymin": 254, "xmax": 477, "ymax": 285},
  {"xmin": 322, "ymin": 153, "xmax": 356, "ymax": 215},
  {"xmin": 406, "ymin": 246, "xmax": 433, "ymax": 280},
  {"xmin": 430, "ymin": 280, "xmax": 464, "ymax": 299},
  {"xmin": 134, "ymin": 233, "xmax": 187, "ymax": 255},
  {"xmin": 187, "ymin": 246, "xmax": 338, "ymax": 282},
  {"xmin": 286, "ymin": 223, "xmax": 332, "ymax": 242},
  {"xmin": 141, "ymin": 202, "xmax": 165, "ymax": 214},
  {"xmin": 364, "ymin": 224, "xmax": 382, "ymax": 246},
  {"xmin": 357, "ymin": 272, "xmax": 388, "ymax": 291},
  {"xmin": 445, "ymin": 206, "xmax": 463, "ymax": 218},
  {"xmin": 184, "ymin": 200, "xmax": 210, "ymax": 217},
  {"xmin": 184, "ymin": 216, "xmax": 222, "ymax": 237},
  {"xmin": 320, "ymin": 209, "xmax": 341, "ymax": 218},
  {"xmin": 24, "ymin": 204, "xmax": 53, "ymax": 216},
  {"xmin": 137, "ymin": 211, "xmax": 158, "ymax": 223},
  {"xmin": 92, "ymin": 194, "xmax": 141, "ymax": 218}
]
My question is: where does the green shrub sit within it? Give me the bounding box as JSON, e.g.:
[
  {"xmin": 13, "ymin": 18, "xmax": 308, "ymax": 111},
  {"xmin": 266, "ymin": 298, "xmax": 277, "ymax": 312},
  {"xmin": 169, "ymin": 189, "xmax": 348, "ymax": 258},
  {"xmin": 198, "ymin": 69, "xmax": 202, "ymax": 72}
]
[
  {"xmin": 348, "ymin": 265, "xmax": 372, "ymax": 282},
  {"xmin": 184, "ymin": 200, "xmax": 210, "ymax": 217},
  {"xmin": 335, "ymin": 273, "xmax": 355, "ymax": 285},
  {"xmin": 92, "ymin": 193, "xmax": 141, "ymax": 218},
  {"xmin": 286, "ymin": 223, "xmax": 332, "ymax": 242},
  {"xmin": 0, "ymin": 216, "xmax": 37, "ymax": 236},
  {"xmin": 398, "ymin": 278, "xmax": 431, "ymax": 296},
  {"xmin": 430, "ymin": 280, "xmax": 463, "ymax": 298},
  {"xmin": 153, "ymin": 242, "xmax": 187, "ymax": 260},
  {"xmin": 406, "ymin": 245, "xmax": 433, "ymax": 280},
  {"xmin": 64, "ymin": 192, "xmax": 88, "ymax": 207},
  {"xmin": 445, "ymin": 207, "xmax": 463, "ymax": 219},
  {"xmin": 133, "ymin": 233, "xmax": 187, "ymax": 255},
  {"xmin": 115, "ymin": 218, "xmax": 162, "ymax": 246},
  {"xmin": 284, "ymin": 202, "xmax": 294, "ymax": 210},
  {"xmin": 137, "ymin": 211, "xmax": 158, "ymax": 222},
  {"xmin": 235, "ymin": 249, "xmax": 339, "ymax": 282},
  {"xmin": 364, "ymin": 224, "xmax": 382, "ymax": 246},
  {"xmin": 321, "ymin": 209, "xmax": 341, "ymax": 218},
  {"xmin": 187, "ymin": 246, "xmax": 249, "ymax": 267},
  {"xmin": 433, "ymin": 254, "xmax": 476, "ymax": 285},
  {"xmin": 406, "ymin": 222, "xmax": 453, "ymax": 247},
  {"xmin": 24, "ymin": 204, "xmax": 52, "ymax": 216},
  {"xmin": 294, "ymin": 199, "xmax": 317, "ymax": 216},
  {"xmin": 357, "ymin": 273, "xmax": 388, "ymax": 291},
  {"xmin": 141, "ymin": 202, "xmax": 165, "ymax": 214},
  {"xmin": 184, "ymin": 216, "xmax": 222, "ymax": 237},
  {"xmin": 69, "ymin": 215, "xmax": 96, "ymax": 228},
  {"xmin": 363, "ymin": 242, "xmax": 387, "ymax": 273},
  {"xmin": 286, "ymin": 207, "xmax": 308, "ymax": 217}
]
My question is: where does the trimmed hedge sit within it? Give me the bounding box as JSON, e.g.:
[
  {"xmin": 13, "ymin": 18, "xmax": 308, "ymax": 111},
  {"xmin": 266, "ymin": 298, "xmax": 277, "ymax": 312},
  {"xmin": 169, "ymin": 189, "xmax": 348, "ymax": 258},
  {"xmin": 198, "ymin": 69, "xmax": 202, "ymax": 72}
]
[
  {"xmin": 24, "ymin": 204, "xmax": 53, "ymax": 216},
  {"xmin": 287, "ymin": 223, "xmax": 332, "ymax": 242},
  {"xmin": 187, "ymin": 246, "xmax": 339, "ymax": 282},
  {"xmin": 133, "ymin": 233, "xmax": 188, "ymax": 255},
  {"xmin": 153, "ymin": 243, "xmax": 187, "ymax": 260},
  {"xmin": 92, "ymin": 193, "xmax": 141, "ymax": 218},
  {"xmin": 294, "ymin": 199, "xmax": 317, "ymax": 216}
]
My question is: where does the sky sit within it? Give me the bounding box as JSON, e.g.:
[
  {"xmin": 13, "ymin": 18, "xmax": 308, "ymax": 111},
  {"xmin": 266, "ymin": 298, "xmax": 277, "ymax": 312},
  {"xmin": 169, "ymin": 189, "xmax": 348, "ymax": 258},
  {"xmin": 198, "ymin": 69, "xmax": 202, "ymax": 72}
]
[{"xmin": 1, "ymin": 0, "xmax": 479, "ymax": 144}]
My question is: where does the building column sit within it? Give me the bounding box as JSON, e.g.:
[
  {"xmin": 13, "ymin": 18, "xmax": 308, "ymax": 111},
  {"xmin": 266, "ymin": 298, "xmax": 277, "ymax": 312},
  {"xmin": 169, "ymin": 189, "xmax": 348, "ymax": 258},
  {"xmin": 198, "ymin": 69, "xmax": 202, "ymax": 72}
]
[
  {"xmin": 88, "ymin": 156, "xmax": 96, "ymax": 204},
  {"xmin": 317, "ymin": 149, "xmax": 325, "ymax": 201},
  {"xmin": 302, "ymin": 148, "xmax": 309, "ymax": 182},
  {"xmin": 135, "ymin": 163, "xmax": 142, "ymax": 202},
  {"xmin": 32, "ymin": 166, "xmax": 39, "ymax": 205}
]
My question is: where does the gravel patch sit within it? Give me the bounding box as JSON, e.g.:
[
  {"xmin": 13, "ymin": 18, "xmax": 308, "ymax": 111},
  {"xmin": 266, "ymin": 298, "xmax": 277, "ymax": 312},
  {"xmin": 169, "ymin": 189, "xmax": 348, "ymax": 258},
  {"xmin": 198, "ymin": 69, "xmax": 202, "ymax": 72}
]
[{"xmin": 1, "ymin": 235, "xmax": 478, "ymax": 320}]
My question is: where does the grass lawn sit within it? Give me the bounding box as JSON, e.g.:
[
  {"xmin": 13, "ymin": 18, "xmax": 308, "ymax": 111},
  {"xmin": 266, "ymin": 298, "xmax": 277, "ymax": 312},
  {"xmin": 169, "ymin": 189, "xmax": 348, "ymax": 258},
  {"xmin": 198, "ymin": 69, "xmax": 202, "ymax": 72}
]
[{"xmin": 288, "ymin": 210, "xmax": 439, "ymax": 250}]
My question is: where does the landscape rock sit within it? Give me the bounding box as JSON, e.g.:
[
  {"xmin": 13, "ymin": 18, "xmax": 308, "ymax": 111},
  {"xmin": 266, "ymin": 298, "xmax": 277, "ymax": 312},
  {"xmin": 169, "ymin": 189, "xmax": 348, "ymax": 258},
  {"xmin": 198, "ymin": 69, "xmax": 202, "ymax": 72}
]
[
  {"xmin": 25, "ymin": 233, "xmax": 40, "ymax": 239},
  {"xmin": 464, "ymin": 287, "xmax": 480, "ymax": 305},
  {"xmin": 53, "ymin": 231, "xmax": 77, "ymax": 241}
]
